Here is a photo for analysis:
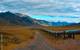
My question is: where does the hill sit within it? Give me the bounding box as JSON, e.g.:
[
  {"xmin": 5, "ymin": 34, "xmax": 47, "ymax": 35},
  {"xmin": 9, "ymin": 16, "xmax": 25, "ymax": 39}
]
[
  {"xmin": 34, "ymin": 19, "xmax": 80, "ymax": 26},
  {"xmin": 0, "ymin": 11, "xmax": 36, "ymax": 26}
]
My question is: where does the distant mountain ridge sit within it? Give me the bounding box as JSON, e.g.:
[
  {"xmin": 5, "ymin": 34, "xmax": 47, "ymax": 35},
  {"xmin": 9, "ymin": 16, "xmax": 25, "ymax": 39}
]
[
  {"xmin": 35, "ymin": 19, "xmax": 80, "ymax": 26},
  {"xmin": 0, "ymin": 11, "xmax": 80, "ymax": 26},
  {"xmin": 0, "ymin": 11, "xmax": 35, "ymax": 26}
]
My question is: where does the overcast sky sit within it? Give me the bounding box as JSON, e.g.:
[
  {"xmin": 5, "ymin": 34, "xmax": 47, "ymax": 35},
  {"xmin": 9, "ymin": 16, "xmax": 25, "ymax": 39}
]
[
  {"xmin": 0, "ymin": 0, "xmax": 80, "ymax": 22},
  {"xmin": 0, "ymin": 0, "xmax": 80, "ymax": 16}
]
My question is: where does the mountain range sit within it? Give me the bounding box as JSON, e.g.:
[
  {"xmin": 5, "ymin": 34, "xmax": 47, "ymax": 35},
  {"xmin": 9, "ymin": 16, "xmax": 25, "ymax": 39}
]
[
  {"xmin": 0, "ymin": 11, "xmax": 36, "ymax": 26},
  {"xmin": 0, "ymin": 11, "xmax": 80, "ymax": 26},
  {"xmin": 34, "ymin": 19, "xmax": 80, "ymax": 26}
]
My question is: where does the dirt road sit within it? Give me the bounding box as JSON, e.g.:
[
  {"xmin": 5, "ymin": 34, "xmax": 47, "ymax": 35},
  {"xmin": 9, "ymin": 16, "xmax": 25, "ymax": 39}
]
[{"xmin": 14, "ymin": 32, "xmax": 57, "ymax": 50}]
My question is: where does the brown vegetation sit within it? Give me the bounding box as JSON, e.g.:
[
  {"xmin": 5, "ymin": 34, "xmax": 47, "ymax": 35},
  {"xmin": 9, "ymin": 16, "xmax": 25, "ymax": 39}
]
[
  {"xmin": 0, "ymin": 26, "xmax": 36, "ymax": 50},
  {"xmin": 32, "ymin": 24, "xmax": 80, "ymax": 50},
  {"xmin": 0, "ymin": 25, "xmax": 80, "ymax": 50}
]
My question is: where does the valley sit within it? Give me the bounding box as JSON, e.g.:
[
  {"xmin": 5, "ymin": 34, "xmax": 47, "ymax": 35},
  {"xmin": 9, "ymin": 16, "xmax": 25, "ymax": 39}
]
[
  {"xmin": 0, "ymin": 12, "xmax": 80, "ymax": 50},
  {"xmin": 0, "ymin": 25, "xmax": 80, "ymax": 50}
]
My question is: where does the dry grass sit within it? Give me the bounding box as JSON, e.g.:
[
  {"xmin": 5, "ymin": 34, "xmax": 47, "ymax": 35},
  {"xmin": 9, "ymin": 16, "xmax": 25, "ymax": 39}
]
[
  {"xmin": 0, "ymin": 25, "xmax": 80, "ymax": 50},
  {"xmin": 38, "ymin": 25, "xmax": 80, "ymax": 50},
  {"xmin": 42, "ymin": 25, "xmax": 80, "ymax": 31},
  {"xmin": 0, "ymin": 26, "xmax": 36, "ymax": 50},
  {"xmin": 42, "ymin": 30, "xmax": 80, "ymax": 50}
]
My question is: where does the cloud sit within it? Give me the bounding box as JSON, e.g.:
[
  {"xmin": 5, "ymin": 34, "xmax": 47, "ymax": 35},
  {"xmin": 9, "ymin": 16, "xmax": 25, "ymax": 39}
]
[{"xmin": 0, "ymin": 0, "xmax": 80, "ymax": 16}]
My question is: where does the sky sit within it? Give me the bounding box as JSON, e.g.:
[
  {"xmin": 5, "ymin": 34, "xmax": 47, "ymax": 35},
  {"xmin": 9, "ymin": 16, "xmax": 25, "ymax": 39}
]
[{"xmin": 0, "ymin": 0, "xmax": 80, "ymax": 23}]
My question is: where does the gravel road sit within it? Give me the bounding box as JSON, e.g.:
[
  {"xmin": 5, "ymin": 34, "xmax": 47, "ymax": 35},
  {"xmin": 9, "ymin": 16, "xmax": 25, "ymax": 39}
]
[{"xmin": 14, "ymin": 32, "xmax": 57, "ymax": 50}]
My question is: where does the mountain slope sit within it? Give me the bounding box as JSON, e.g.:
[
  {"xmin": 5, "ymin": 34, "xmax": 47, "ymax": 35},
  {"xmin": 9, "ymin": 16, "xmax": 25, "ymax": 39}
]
[
  {"xmin": 35, "ymin": 19, "xmax": 80, "ymax": 26},
  {"xmin": 0, "ymin": 11, "xmax": 80, "ymax": 26},
  {"xmin": 0, "ymin": 11, "xmax": 35, "ymax": 26}
]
